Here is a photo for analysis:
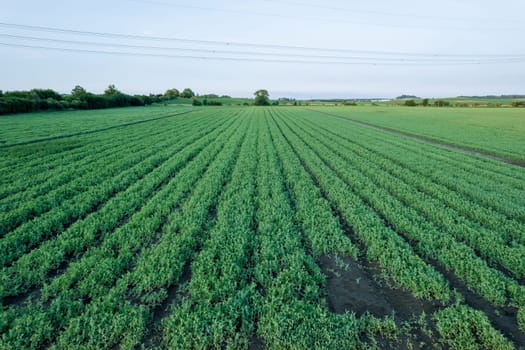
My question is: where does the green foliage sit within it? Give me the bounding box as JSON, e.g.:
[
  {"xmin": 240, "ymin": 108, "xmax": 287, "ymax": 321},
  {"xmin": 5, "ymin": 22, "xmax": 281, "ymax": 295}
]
[
  {"xmin": 30, "ymin": 89, "xmax": 63, "ymax": 100},
  {"xmin": 274, "ymin": 111, "xmax": 452, "ymax": 303},
  {"xmin": 104, "ymin": 84, "xmax": 120, "ymax": 96},
  {"xmin": 192, "ymin": 99, "xmax": 202, "ymax": 106},
  {"xmin": 180, "ymin": 88, "xmax": 195, "ymax": 98},
  {"xmin": 434, "ymin": 99, "xmax": 451, "ymax": 107},
  {"xmin": 518, "ymin": 307, "xmax": 525, "ymax": 333},
  {"xmin": 0, "ymin": 106, "xmax": 523, "ymax": 349},
  {"xmin": 434, "ymin": 305, "xmax": 513, "ymax": 350},
  {"xmin": 201, "ymin": 93, "xmax": 219, "ymax": 99},
  {"xmin": 164, "ymin": 88, "xmax": 180, "ymax": 99},
  {"xmin": 404, "ymin": 99, "xmax": 417, "ymax": 106},
  {"xmin": 0, "ymin": 86, "xmax": 158, "ymax": 116},
  {"xmin": 71, "ymin": 85, "xmax": 87, "ymax": 97},
  {"xmin": 307, "ymin": 105, "xmax": 525, "ymax": 162},
  {"xmin": 254, "ymin": 89, "xmax": 270, "ymax": 106}
]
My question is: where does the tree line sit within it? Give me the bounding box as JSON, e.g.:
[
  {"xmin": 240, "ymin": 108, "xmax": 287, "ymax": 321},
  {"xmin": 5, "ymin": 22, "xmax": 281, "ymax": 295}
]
[
  {"xmin": 0, "ymin": 85, "xmax": 164, "ymax": 116},
  {"xmin": 0, "ymin": 85, "xmax": 229, "ymax": 116}
]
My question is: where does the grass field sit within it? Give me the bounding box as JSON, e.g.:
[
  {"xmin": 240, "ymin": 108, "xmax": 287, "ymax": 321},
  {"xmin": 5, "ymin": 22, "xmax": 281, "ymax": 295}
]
[
  {"xmin": 0, "ymin": 106, "xmax": 194, "ymax": 146},
  {"xmin": 308, "ymin": 106, "xmax": 525, "ymax": 163},
  {"xmin": 1, "ymin": 106, "xmax": 524, "ymax": 349}
]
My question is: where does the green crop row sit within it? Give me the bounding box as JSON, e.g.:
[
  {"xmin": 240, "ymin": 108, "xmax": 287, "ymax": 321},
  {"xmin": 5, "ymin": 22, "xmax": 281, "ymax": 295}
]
[
  {"xmin": 297, "ymin": 112, "xmax": 525, "ymax": 247},
  {"xmin": 282, "ymin": 110, "xmax": 525, "ymax": 307},
  {"xmin": 301, "ymin": 110, "xmax": 525, "ymax": 213},
  {"xmin": 0, "ymin": 123, "xmax": 158, "ymax": 200},
  {"xmin": 284, "ymin": 113, "xmax": 525, "ymax": 296},
  {"xmin": 273, "ymin": 112, "xmax": 452, "ymax": 303},
  {"xmin": 0, "ymin": 108, "xmax": 193, "ymax": 186},
  {"xmin": 297, "ymin": 116, "xmax": 525, "ymax": 278},
  {"xmin": 519, "ymin": 307, "xmax": 525, "ymax": 333},
  {"xmin": 307, "ymin": 106, "xmax": 525, "ymax": 163},
  {"xmin": 0, "ymin": 115, "xmax": 227, "ymax": 267},
  {"xmin": 265, "ymin": 109, "xmax": 357, "ymax": 258},
  {"xmin": 49, "ymin": 114, "xmax": 251, "ymax": 349},
  {"xmin": 0, "ymin": 107, "xmax": 522, "ymax": 349},
  {"xmin": 0, "ymin": 109, "xmax": 212, "ymax": 212},
  {"xmin": 0, "ymin": 111, "xmax": 182, "ymax": 198},
  {"xmin": 0, "ymin": 112, "xmax": 217, "ymax": 237},
  {"xmin": 0, "ymin": 112, "xmax": 239, "ymax": 300},
  {"xmin": 304, "ymin": 109, "xmax": 525, "ymax": 196},
  {"xmin": 276, "ymin": 109, "xmax": 522, "ymax": 345},
  {"xmin": 0, "ymin": 112, "xmax": 245, "ymax": 349},
  {"xmin": 0, "ymin": 106, "xmax": 189, "ymax": 146},
  {"xmin": 263, "ymin": 113, "xmax": 397, "ymax": 348},
  {"xmin": 433, "ymin": 305, "xmax": 514, "ymax": 349},
  {"xmin": 160, "ymin": 114, "xmax": 259, "ymax": 349}
]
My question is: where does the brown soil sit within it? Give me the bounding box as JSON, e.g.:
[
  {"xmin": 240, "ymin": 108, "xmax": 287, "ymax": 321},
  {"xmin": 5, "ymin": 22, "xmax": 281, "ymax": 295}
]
[
  {"xmin": 319, "ymin": 255, "xmax": 443, "ymax": 349},
  {"xmin": 433, "ymin": 261, "xmax": 525, "ymax": 348},
  {"xmin": 248, "ymin": 336, "xmax": 265, "ymax": 350},
  {"xmin": 140, "ymin": 261, "xmax": 193, "ymax": 349},
  {"xmin": 319, "ymin": 255, "xmax": 442, "ymax": 319}
]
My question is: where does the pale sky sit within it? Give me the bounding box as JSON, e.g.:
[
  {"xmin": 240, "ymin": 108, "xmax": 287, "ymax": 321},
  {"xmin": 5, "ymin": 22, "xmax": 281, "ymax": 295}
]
[{"xmin": 1, "ymin": 0, "xmax": 524, "ymax": 98}]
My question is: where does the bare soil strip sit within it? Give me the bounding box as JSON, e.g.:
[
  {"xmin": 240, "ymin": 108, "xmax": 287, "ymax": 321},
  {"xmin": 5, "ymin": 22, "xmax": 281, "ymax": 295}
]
[{"xmin": 305, "ymin": 108, "xmax": 525, "ymax": 168}]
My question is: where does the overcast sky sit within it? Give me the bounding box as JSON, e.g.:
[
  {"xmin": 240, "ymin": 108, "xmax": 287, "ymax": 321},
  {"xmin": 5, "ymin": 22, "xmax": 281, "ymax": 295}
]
[{"xmin": 1, "ymin": 0, "xmax": 524, "ymax": 98}]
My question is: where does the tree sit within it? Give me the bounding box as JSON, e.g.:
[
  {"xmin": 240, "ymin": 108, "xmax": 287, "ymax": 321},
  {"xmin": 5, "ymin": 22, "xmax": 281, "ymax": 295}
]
[
  {"xmin": 404, "ymin": 99, "xmax": 417, "ymax": 107},
  {"xmin": 104, "ymin": 84, "xmax": 120, "ymax": 96},
  {"xmin": 71, "ymin": 85, "xmax": 87, "ymax": 97},
  {"xmin": 434, "ymin": 100, "xmax": 450, "ymax": 107},
  {"xmin": 30, "ymin": 89, "xmax": 62, "ymax": 100},
  {"xmin": 164, "ymin": 88, "xmax": 180, "ymax": 99},
  {"xmin": 181, "ymin": 88, "xmax": 195, "ymax": 98},
  {"xmin": 421, "ymin": 98, "xmax": 429, "ymax": 107},
  {"xmin": 254, "ymin": 89, "xmax": 270, "ymax": 106}
]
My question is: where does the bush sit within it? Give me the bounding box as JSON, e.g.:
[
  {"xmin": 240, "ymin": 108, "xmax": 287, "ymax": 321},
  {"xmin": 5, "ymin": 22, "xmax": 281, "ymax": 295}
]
[
  {"xmin": 404, "ymin": 100, "xmax": 417, "ymax": 107},
  {"xmin": 31, "ymin": 89, "xmax": 62, "ymax": 100},
  {"xmin": 0, "ymin": 87, "xmax": 154, "ymax": 116},
  {"xmin": 192, "ymin": 99, "xmax": 203, "ymax": 106},
  {"xmin": 434, "ymin": 100, "xmax": 451, "ymax": 107},
  {"xmin": 0, "ymin": 97, "xmax": 35, "ymax": 115}
]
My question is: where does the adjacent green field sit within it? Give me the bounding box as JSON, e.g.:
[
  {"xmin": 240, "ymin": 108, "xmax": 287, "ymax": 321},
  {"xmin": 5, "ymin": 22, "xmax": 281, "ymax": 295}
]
[
  {"xmin": 307, "ymin": 106, "xmax": 525, "ymax": 163},
  {"xmin": 0, "ymin": 106, "xmax": 524, "ymax": 349},
  {"xmin": 0, "ymin": 105, "xmax": 193, "ymax": 146}
]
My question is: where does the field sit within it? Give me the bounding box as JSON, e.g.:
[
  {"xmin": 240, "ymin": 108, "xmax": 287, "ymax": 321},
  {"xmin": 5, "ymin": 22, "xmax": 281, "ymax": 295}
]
[
  {"xmin": 308, "ymin": 106, "xmax": 525, "ymax": 163},
  {"xmin": 1, "ymin": 106, "xmax": 524, "ymax": 349},
  {"xmin": 0, "ymin": 106, "xmax": 193, "ymax": 146}
]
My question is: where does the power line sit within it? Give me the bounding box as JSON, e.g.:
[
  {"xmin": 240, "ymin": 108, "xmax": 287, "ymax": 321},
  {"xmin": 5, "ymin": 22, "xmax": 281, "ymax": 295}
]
[
  {"xmin": 262, "ymin": 0, "xmax": 521, "ymax": 24},
  {"xmin": 1, "ymin": 22, "xmax": 523, "ymax": 59},
  {"xmin": 2, "ymin": 42, "xmax": 524, "ymax": 66},
  {"xmin": 125, "ymin": 0, "xmax": 520, "ymax": 31},
  {"xmin": 2, "ymin": 34, "xmax": 522, "ymax": 63}
]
